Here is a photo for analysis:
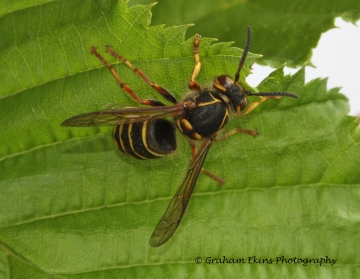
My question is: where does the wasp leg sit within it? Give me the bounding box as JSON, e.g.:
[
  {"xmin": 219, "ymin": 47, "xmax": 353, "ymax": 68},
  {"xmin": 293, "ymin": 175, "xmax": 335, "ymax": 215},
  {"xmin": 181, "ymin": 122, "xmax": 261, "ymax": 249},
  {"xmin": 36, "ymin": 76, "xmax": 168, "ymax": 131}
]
[
  {"xmin": 241, "ymin": 96, "xmax": 281, "ymax": 116},
  {"xmin": 189, "ymin": 141, "xmax": 225, "ymax": 185},
  {"xmin": 91, "ymin": 46, "xmax": 175, "ymax": 106},
  {"xmin": 216, "ymin": 128, "xmax": 259, "ymax": 142},
  {"xmin": 188, "ymin": 34, "xmax": 202, "ymax": 92},
  {"xmin": 105, "ymin": 45, "xmax": 178, "ymax": 104}
]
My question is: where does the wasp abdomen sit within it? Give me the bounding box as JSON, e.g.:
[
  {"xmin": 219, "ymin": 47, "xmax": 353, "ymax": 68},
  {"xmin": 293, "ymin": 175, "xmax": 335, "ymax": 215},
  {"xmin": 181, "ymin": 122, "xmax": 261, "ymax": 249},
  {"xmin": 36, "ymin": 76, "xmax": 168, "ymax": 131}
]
[
  {"xmin": 113, "ymin": 119, "xmax": 177, "ymax": 160},
  {"xmin": 178, "ymin": 92, "xmax": 229, "ymax": 140}
]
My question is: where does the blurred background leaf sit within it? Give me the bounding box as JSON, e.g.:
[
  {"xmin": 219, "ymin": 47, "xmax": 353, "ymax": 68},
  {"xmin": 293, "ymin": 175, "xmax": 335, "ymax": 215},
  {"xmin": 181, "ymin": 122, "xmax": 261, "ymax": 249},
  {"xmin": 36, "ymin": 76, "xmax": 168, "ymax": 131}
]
[{"xmin": 130, "ymin": 0, "xmax": 360, "ymax": 67}]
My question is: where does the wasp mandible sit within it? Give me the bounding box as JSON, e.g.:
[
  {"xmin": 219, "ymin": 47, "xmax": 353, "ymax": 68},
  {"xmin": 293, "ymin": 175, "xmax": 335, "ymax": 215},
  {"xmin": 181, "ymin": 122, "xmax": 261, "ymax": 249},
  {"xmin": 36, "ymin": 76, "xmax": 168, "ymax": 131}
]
[{"xmin": 62, "ymin": 26, "xmax": 298, "ymax": 247}]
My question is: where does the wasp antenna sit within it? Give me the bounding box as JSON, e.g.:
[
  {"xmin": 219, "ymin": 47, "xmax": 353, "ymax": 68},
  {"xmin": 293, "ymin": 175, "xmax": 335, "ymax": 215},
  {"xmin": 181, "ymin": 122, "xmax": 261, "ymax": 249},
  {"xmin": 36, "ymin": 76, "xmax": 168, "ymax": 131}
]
[
  {"xmin": 246, "ymin": 91, "xmax": 299, "ymax": 99},
  {"xmin": 234, "ymin": 25, "xmax": 252, "ymax": 83}
]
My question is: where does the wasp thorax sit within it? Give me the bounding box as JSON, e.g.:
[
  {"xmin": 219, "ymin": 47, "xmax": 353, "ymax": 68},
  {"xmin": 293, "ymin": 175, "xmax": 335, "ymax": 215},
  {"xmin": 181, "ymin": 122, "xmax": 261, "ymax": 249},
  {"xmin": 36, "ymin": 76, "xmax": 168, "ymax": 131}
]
[{"xmin": 214, "ymin": 75, "xmax": 247, "ymax": 113}]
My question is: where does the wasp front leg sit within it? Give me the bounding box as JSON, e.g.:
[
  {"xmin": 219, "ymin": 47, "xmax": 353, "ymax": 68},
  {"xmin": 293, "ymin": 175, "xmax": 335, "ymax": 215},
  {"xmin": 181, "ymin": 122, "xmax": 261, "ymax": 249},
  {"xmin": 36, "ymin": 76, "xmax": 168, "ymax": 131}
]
[
  {"xmin": 188, "ymin": 34, "xmax": 202, "ymax": 92},
  {"xmin": 241, "ymin": 95, "xmax": 284, "ymax": 116}
]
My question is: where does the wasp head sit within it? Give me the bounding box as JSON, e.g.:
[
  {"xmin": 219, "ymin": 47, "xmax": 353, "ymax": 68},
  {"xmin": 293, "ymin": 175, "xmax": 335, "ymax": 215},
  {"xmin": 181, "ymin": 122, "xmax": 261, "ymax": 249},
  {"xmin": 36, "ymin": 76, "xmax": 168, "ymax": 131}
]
[
  {"xmin": 213, "ymin": 75, "xmax": 247, "ymax": 113},
  {"xmin": 212, "ymin": 26, "xmax": 298, "ymax": 114}
]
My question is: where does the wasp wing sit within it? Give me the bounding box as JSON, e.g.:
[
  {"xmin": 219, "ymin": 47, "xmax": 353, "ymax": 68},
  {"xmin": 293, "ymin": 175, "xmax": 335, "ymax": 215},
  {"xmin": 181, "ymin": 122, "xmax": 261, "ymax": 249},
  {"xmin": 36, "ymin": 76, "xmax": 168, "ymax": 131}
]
[
  {"xmin": 149, "ymin": 136, "xmax": 215, "ymax": 247},
  {"xmin": 61, "ymin": 103, "xmax": 186, "ymax": 127}
]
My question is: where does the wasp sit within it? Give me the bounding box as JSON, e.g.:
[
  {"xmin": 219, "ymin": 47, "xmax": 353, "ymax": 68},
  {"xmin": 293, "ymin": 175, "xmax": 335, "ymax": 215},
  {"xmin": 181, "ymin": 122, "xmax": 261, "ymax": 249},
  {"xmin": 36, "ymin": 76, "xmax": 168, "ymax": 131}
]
[{"xmin": 61, "ymin": 26, "xmax": 298, "ymax": 247}]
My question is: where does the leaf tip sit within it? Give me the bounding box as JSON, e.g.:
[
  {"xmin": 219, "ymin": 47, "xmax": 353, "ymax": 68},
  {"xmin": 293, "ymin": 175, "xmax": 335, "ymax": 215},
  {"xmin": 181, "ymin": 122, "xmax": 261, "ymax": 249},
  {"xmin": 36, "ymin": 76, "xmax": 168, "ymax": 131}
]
[{"xmin": 149, "ymin": 2, "xmax": 158, "ymax": 8}]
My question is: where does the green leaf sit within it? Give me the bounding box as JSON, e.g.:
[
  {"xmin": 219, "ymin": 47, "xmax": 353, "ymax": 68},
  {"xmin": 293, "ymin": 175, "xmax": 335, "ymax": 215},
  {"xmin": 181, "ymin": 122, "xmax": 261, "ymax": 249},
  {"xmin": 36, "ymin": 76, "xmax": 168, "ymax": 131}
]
[
  {"xmin": 130, "ymin": 0, "xmax": 360, "ymax": 67},
  {"xmin": 1, "ymin": 0, "xmax": 359, "ymax": 278}
]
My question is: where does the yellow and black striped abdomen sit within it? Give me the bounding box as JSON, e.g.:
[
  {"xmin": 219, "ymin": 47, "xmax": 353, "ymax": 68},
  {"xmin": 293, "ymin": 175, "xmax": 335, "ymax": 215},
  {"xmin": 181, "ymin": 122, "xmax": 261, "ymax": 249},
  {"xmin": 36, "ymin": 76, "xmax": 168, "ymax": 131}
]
[{"xmin": 113, "ymin": 119, "xmax": 177, "ymax": 160}]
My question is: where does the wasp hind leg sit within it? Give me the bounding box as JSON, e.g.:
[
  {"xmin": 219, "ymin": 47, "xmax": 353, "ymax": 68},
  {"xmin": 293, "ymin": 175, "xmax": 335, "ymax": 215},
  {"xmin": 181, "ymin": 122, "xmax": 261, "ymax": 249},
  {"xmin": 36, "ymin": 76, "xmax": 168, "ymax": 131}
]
[
  {"xmin": 189, "ymin": 128, "xmax": 258, "ymax": 186},
  {"xmin": 189, "ymin": 141, "xmax": 225, "ymax": 185},
  {"xmin": 91, "ymin": 46, "xmax": 176, "ymax": 106},
  {"xmin": 216, "ymin": 128, "xmax": 259, "ymax": 141}
]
